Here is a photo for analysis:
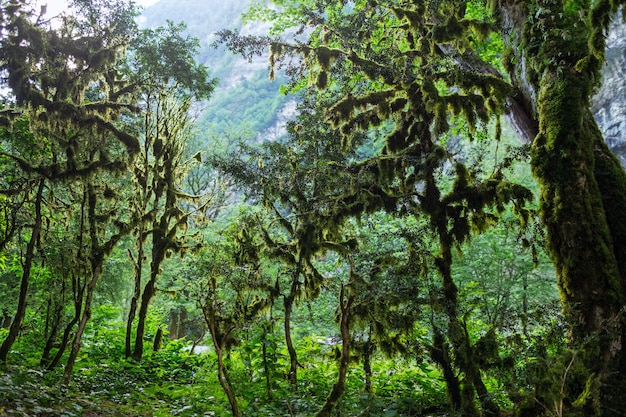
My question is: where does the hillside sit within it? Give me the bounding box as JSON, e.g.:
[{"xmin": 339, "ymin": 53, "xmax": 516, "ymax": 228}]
[
  {"xmin": 141, "ymin": 0, "xmax": 291, "ymax": 140},
  {"xmin": 141, "ymin": 0, "xmax": 626, "ymax": 163}
]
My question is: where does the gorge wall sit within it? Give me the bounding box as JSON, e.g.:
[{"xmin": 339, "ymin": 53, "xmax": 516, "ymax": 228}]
[{"xmin": 593, "ymin": 17, "xmax": 626, "ymax": 166}]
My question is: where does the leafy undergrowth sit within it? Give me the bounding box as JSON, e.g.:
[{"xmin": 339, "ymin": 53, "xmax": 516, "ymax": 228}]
[{"xmin": 0, "ymin": 337, "xmax": 449, "ymax": 417}]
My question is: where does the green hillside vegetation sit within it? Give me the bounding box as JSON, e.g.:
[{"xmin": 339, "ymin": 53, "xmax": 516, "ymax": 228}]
[
  {"xmin": 199, "ymin": 71, "xmax": 287, "ymax": 140},
  {"xmin": 142, "ymin": 0, "xmax": 289, "ymax": 139},
  {"xmin": 1, "ymin": 1, "xmax": 625, "ymax": 417}
]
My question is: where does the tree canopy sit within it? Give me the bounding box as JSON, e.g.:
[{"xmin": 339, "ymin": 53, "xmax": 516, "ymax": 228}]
[
  {"xmin": 1, "ymin": 0, "xmax": 626, "ymax": 416},
  {"xmin": 222, "ymin": 0, "xmax": 626, "ymax": 415}
]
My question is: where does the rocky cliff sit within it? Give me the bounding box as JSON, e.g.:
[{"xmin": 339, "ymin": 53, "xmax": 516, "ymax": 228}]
[{"xmin": 593, "ymin": 17, "xmax": 626, "ymax": 166}]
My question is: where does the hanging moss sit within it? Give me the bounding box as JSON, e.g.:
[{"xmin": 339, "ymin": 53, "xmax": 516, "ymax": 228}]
[{"xmin": 316, "ymin": 70, "xmax": 328, "ymax": 89}]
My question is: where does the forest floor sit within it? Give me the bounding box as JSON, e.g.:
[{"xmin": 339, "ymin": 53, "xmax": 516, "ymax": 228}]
[{"xmin": 0, "ymin": 336, "xmax": 450, "ymax": 417}]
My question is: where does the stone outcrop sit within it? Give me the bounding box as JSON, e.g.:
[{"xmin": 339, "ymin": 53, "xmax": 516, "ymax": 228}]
[{"xmin": 593, "ymin": 17, "xmax": 626, "ymax": 166}]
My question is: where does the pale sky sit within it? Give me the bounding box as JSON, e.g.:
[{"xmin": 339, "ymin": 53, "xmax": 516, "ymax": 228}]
[{"xmin": 39, "ymin": 0, "xmax": 159, "ymax": 17}]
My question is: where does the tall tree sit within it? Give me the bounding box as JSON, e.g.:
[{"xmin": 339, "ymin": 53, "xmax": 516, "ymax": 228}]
[
  {"xmin": 226, "ymin": 0, "xmax": 626, "ymax": 414},
  {"xmin": 0, "ymin": 0, "xmax": 140, "ymax": 367},
  {"xmin": 122, "ymin": 21, "xmax": 216, "ymax": 361},
  {"xmin": 213, "ymin": 95, "xmax": 363, "ymax": 387},
  {"xmin": 497, "ymin": 3, "xmax": 626, "ymax": 414}
]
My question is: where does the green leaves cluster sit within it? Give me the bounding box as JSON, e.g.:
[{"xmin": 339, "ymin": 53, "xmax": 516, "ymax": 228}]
[{"xmin": 0, "ymin": 0, "xmax": 215, "ymax": 381}]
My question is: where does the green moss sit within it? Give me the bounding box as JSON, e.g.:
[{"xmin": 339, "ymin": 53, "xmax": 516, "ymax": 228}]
[{"xmin": 531, "ymin": 68, "xmax": 624, "ymax": 335}]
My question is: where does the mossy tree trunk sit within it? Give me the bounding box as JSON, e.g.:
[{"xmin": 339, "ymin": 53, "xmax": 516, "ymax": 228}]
[
  {"xmin": 316, "ymin": 284, "xmax": 353, "ymax": 417},
  {"xmin": 532, "ymin": 72, "xmax": 626, "ymax": 415},
  {"xmin": 126, "ymin": 220, "xmax": 145, "ymax": 358},
  {"xmin": 62, "ymin": 182, "xmax": 129, "ymax": 383},
  {"xmin": 499, "ymin": 1, "xmax": 626, "ymax": 414},
  {"xmin": 130, "ymin": 91, "xmax": 195, "ymax": 362},
  {"xmin": 283, "ymin": 273, "xmax": 300, "ymax": 388}
]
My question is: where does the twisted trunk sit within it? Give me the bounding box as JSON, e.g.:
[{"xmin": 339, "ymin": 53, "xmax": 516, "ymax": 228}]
[{"xmin": 203, "ymin": 303, "xmax": 239, "ymax": 417}]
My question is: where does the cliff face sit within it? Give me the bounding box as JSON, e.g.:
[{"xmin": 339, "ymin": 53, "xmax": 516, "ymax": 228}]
[{"xmin": 593, "ymin": 18, "xmax": 626, "ymax": 166}]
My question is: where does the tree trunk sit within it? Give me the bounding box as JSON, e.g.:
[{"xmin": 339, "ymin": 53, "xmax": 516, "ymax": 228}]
[
  {"xmin": 125, "ymin": 292, "xmax": 139, "ymax": 357},
  {"xmin": 283, "ymin": 290, "xmax": 298, "ymax": 387},
  {"xmin": 62, "ymin": 182, "xmax": 126, "ymax": 382},
  {"xmin": 153, "ymin": 326, "xmax": 163, "ymax": 351},
  {"xmin": 126, "ymin": 230, "xmax": 144, "ymax": 358},
  {"xmin": 40, "ymin": 296, "xmax": 64, "ymax": 367},
  {"xmin": 132, "ymin": 275, "xmax": 156, "ymax": 361},
  {"xmin": 48, "ymin": 270, "xmax": 84, "ymax": 370},
  {"xmin": 533, "ymin": 75, "xmax": 626, "ymax": 413},
  {"xmin": 430, "ymin": 327, "xmax": 462, "ymax": 411},
  {"xmin": 426, "ymin": 166, "xmax": 497, "ymax": 416},
  {"xmin": 316, "ymin": 285, "xmax": 352, "ymax": 417},
  {"xmin": 62, "ymin": 263, "xmax": 102, "ymax": 383},
  {"xmin": 498, "ymin": 2, "xmax": 626, "ymax": 414},
  {"xmin": 0, "ymin": 179, "xmax": 45, "ymax": 363},
  {"xmin": 203, "ymin": 304, "xmax": 239, "ymax": 417},
  {"xmin": 47, "ymin": 314, "xmax": 79, "ymax": 370},
  {"xmin": 215, "ymin": 338, "xmax": 239, "ymax": 417},
  {"xmin": 132, "ymin": 216, "xmax": 171, "ymax": 361}
]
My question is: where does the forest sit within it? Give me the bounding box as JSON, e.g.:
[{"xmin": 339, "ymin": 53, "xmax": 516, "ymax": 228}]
[{"xmin": 1, "ymin": 0, "xmax": 626, "ymax": 416}]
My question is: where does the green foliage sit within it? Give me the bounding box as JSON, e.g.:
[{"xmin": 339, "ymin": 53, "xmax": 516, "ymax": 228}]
[
  {"xmin": 2, "ymin": 0, "xmax": 625, "ymax": 416},
  {"xmin": 199, "ymin": 71, "xmax": 287, "ymax": 138},
  {"xmin": 126, "ymin": 20, "xmax": 217, "ymax": 99}
]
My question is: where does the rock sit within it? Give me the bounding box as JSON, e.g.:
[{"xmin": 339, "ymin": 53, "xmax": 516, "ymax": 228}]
[{"xmin": 593, "ymin": 15, "xmax": 626, "ymax": 166}]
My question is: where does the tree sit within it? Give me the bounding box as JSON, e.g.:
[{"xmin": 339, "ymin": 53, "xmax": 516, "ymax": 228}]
[
  {"xmin": 189, "ymin": 216, "xmax": 272, "ymax": 417},
  {"xmin": 212, "ymin": 95, "xmax": 364, "ymax": 388},
  {"xmin": 0, "ymin": 0, "xmax": 140, "ymax": 365},
  {"xmin": 0, "ymin": 0, "xmax": 214, "ymax": 374},
  {"xmin": 122, "ymin": 21, "xmax": 216, "ymax": 361},
  {"xmin": 227, "ymin": 0, "xmax": 626, "ymax": 414}
]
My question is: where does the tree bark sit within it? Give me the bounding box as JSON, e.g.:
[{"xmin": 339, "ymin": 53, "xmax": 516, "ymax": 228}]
[
  {"xmin": 132, "ymin": 274, "xmax": 156, "ymax": 361},
  {"xmin": 0, "ymin": 179, "xmax": 44, "ymax": 363},
  {"xmin": 498, "ymin": 2, "xmax": 626, "ymax": 414},
  {"xmin": 62, "ymin": 263, "xmax": 102, "ymax": 383},
  {"xmin": 283, "ymin": 277, "xmax": 299, "ymax": 388},
  {"xmin": 316, "ymin": 285, "xmax": 352, "ymax": 417}
]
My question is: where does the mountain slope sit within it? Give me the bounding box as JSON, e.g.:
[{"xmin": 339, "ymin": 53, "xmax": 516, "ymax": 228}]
[{"xmin": 141, "ymin": 0, "xmax": 289, "ymax": 140}]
